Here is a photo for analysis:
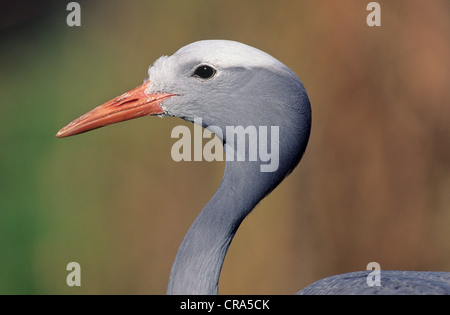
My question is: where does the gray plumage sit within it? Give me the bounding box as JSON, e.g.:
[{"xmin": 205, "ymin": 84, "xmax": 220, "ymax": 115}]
[{"xmin": 298, "ymin": 271, "xmax": 450, "ymax": 295}]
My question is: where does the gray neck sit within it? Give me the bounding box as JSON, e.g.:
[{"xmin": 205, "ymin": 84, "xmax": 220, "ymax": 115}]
[
  {"xmin": 166, "ymin": 160, "xmax": 266, "ymax": 294},
  {"xmin": 166, "ymin": 82, "xmax": 311, "ymax": 294}
]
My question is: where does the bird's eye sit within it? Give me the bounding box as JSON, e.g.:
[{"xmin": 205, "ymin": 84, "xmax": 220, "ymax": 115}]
[{"xmin": 193, "ymin": 65, "xmax": 216, "ymax": 80}]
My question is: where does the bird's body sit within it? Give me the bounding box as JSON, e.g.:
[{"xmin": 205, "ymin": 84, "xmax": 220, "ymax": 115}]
[
  {"xmin": 298, "ymin": 271, "xmax": 450, "ymax": 295},
  {"xmin": 57, "ymin": 40, "xmax": 450, "ymax": 294}
]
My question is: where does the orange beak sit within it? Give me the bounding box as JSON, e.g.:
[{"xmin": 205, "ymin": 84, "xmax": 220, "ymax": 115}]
[{"xmin": 56, "ymin": 81, "xmax": 174, "ymax": 138}]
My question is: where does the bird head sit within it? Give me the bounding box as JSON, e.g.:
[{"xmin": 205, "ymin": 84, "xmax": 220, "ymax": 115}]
[
  {"xmin": 57, "ymin": 40, "xmax": 309, "ymax": 137},
  {"xmin": 57, "ymin": 40, "xmax": 311, "ymax": 177}
]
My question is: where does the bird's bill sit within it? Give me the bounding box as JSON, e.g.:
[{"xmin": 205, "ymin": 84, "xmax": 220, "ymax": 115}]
[{"xmin": 56, "ymin": 81, "xmax": 174, "ymax": 138}]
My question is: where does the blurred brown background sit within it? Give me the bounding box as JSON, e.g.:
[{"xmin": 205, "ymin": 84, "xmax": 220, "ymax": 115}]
[{"xmin": 0, "ymin": 0, "xmax": 449, "ymax": 294}]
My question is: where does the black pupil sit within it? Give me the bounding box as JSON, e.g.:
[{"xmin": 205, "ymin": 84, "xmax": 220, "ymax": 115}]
[{"xmin": 194, "ymin": 65, "xmax": 215, "ymax": 79}]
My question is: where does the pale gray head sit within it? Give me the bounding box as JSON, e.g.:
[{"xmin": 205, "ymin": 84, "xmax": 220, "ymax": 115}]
[{"xmin": 148, "ymin": 40, "xmax": 310, "ymax": 141}]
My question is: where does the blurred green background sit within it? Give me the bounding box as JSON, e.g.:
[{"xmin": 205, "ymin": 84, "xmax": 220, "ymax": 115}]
[{"xmin": 0, "ymin": 0, "xmax": 449, "ymax": 294}]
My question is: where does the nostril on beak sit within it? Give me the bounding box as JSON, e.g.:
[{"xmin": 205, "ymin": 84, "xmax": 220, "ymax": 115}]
[{"xmin": 115, "ymin": 98, "xmax": 139, "ymax": 107}]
